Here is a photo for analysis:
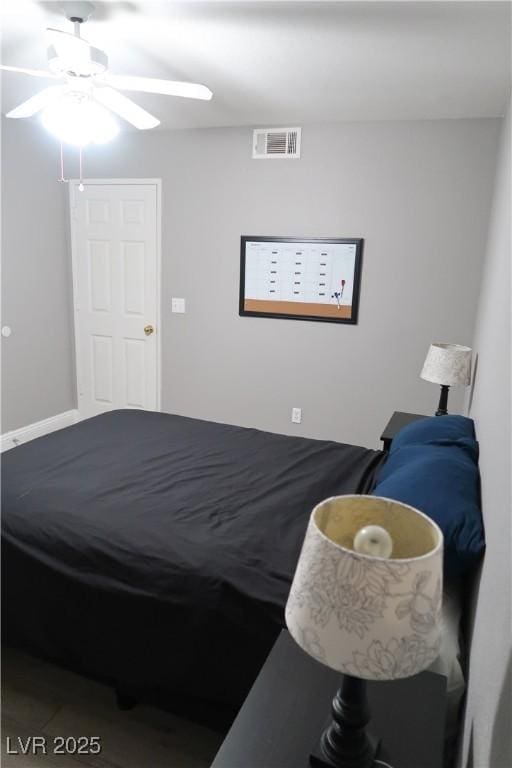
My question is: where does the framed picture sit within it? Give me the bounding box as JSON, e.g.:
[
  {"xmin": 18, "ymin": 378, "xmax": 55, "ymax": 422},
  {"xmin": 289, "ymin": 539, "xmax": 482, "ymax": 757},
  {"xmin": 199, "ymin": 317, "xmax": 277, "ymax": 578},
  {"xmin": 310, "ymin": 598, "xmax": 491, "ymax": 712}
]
[{"xmin": 239, "ymin": 236, "xmax": 363, "ymax": 324}]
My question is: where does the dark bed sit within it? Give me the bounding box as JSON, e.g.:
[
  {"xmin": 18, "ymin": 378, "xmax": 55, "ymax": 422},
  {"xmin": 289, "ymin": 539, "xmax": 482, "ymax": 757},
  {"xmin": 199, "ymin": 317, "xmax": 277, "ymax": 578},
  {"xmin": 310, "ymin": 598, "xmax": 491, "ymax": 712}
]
[{"xmin": 1, "ymin": 408, "xmax": 384, "ymax": 720}]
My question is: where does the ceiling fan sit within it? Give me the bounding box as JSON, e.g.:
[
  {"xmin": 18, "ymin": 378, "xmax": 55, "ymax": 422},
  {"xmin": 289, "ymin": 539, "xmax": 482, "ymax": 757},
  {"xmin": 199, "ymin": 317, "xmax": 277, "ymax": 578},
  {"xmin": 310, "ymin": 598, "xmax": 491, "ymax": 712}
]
[{"xmin": 1, "ymin": 1, "xmax": 212, "ymax": 144}]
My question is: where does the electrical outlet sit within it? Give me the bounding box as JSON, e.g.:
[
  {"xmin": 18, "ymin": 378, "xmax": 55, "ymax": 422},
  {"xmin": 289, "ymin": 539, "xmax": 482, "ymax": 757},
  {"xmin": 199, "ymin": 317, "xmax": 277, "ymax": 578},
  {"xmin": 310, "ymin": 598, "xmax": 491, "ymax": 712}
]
[{"xmin": 291, "ymin": 407, "xmax": 302, "ymax": 424}]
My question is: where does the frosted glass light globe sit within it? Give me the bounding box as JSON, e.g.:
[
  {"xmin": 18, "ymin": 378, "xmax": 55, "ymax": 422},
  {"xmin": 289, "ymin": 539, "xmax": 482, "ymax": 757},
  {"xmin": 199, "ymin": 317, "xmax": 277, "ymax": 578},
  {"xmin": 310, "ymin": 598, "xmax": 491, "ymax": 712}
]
[
  {"xmin": 353, "ymin": 525, "xmax": 393, "ymax": 558},
  {"xmin": 41, "ymin": 93, "xmax": 119, "ymax": 147}
]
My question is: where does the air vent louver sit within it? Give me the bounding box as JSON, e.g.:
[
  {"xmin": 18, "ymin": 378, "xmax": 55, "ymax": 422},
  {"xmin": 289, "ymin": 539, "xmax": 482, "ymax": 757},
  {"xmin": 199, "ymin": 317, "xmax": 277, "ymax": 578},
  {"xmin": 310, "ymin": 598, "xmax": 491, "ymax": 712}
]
[{"xmin": 252, "ymin": 127, "xmax": 301, "ymax": 159}]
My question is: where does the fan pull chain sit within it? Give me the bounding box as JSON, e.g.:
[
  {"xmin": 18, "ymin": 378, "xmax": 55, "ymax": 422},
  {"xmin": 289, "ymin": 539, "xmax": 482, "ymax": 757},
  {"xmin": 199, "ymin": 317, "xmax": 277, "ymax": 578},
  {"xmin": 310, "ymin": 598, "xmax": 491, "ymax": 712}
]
[
  {"xmin": 78, "ymin": 147, "xmax": 84, "ymax": 192},
  {"xmin": 58, "ymin": 141, "xmax": 68, "ymax": 183}
]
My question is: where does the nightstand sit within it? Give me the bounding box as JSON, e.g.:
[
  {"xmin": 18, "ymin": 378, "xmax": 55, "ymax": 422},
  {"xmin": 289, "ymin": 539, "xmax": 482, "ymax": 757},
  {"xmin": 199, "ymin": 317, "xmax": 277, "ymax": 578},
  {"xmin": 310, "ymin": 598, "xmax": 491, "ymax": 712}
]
[
  {"xmin": 380, "ymin": 411, "xmax": 428, "ymax": 451},
  {"xmin": 211, "ymin": 630, "xmax": 446, "ymax": 768}
]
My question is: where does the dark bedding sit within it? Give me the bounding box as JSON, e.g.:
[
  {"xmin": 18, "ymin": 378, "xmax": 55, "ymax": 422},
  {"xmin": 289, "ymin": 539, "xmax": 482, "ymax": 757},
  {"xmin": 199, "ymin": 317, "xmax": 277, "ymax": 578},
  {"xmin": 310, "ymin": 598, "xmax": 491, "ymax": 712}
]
[{"xmin": 2, "ymin": 409, "xmax": 384, "ymax": 714}]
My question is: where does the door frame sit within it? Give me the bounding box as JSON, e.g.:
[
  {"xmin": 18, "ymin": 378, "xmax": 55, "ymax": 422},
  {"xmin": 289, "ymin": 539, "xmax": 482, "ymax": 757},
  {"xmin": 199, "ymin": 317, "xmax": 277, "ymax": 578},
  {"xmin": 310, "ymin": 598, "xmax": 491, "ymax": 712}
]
[{"xmin": 69, "ymin": 178, "xmax": 162, "ymax": 418}]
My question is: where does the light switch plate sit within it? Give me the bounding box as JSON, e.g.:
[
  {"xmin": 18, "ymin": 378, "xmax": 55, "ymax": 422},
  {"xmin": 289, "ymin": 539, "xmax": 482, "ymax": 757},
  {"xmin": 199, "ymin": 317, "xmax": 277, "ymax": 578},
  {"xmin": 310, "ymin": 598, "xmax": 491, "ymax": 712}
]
[{"xmin": 171, "ymin": 298, "xmax": 186, "ymax": 314}]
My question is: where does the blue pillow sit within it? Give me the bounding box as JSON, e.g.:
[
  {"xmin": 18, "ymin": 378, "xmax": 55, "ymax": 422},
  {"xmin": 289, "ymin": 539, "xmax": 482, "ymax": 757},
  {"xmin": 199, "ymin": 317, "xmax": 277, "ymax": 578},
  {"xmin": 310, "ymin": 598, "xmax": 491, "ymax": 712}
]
[
  {"xmin": 390, "ymin": 415, "xmax": 478, "ymax": 461},
  {"xmin": 373, "ymin": 444, "xmax": 485, "ymax": 577}
]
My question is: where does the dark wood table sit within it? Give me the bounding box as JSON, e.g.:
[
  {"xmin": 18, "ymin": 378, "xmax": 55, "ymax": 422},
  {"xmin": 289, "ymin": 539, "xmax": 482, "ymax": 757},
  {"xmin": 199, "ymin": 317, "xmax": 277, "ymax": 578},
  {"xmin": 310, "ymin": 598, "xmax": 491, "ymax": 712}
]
[
  {"xmin": 380, "ymin": 411, "xmax": 428, "ymax": 451},
  {"xmin": 211, "ymin": 630, "xmax": 446, "ymax": 768}
]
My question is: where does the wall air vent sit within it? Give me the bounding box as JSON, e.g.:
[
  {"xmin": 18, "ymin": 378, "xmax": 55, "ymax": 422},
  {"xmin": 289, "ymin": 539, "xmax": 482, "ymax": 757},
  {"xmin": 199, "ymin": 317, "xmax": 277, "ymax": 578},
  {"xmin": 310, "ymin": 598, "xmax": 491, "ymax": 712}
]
[{"xmin": 252, "ymin": 127, "xmax": 301, "ymax": 159}]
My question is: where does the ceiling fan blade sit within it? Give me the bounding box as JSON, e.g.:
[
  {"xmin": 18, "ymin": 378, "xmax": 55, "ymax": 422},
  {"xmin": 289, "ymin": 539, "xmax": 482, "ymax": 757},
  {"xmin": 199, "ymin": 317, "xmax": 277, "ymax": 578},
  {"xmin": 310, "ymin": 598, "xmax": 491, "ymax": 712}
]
[
  {"xmin": 102, "ymin": 73, "xmax": 212, "ymax": 101},
  {"xmin": 46, "ymin": 28, "xmax": 93, "ymax": 65},
  {"xmin": 6, "ymin": 85, "xmax": 66, "ymax": 118},
  {"xmin": 93, "ymin": 87, "xmax": 160, "ymax": 129},
  {"xmin": 0, "ymin": 65, "xmax": 58, "ymax": 79}
]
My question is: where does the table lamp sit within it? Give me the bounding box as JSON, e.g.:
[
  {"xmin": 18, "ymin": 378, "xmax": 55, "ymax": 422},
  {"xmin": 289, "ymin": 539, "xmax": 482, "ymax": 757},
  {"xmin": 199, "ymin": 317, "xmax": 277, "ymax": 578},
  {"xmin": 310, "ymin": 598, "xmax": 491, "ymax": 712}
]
[
  {"xmin": 285, "ymin": 495, "xmax": 443, "ymax": 768},
  {"xmin": 420, "ymin": 343, "xmax": 472, "ymax": 416}
]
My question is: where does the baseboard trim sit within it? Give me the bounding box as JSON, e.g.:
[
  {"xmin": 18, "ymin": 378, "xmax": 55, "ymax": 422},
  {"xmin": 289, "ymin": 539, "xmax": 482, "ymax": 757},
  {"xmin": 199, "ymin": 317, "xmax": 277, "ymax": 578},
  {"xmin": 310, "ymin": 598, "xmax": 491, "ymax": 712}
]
[{"xmin": 1, "ymin": 410, "xmax": 80, "ymax": 453}]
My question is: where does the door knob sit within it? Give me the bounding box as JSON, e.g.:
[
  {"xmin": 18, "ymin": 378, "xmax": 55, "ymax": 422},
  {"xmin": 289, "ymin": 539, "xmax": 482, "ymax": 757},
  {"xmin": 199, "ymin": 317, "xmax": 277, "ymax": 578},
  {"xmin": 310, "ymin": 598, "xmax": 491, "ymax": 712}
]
[{"xmin": 144, "ymin": 324, "xmax": 155, "ymax": 336}]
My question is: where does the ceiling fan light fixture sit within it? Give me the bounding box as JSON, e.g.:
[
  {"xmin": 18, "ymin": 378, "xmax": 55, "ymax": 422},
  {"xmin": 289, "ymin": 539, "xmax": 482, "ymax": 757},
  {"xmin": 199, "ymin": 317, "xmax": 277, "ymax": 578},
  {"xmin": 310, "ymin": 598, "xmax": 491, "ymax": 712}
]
[
  {"xmin": 2, "ymin": 2, "xmax": 212, "ymax": 158},
  {"xmin": 41, "ymin": 92, "xmax": 119, "ymax": 146}
]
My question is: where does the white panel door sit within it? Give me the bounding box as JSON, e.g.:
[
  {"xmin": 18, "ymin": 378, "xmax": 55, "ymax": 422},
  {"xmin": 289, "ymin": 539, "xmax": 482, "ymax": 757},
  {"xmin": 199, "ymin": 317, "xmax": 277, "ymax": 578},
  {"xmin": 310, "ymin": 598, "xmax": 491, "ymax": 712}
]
[{"xmin": 71, "ymin": 182, "xmax": 159, "ymax": 419}]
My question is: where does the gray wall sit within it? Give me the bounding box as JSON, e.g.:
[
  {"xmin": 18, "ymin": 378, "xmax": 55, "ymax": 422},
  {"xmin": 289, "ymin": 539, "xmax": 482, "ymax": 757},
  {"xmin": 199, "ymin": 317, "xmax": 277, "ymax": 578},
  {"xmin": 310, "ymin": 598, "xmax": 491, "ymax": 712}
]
[
  {"xmin": 2, "ymin": 118, "xmax": 500, "ymax": 447},
  {"xmin": 71, "ymin": 118, "xmax": 500, "ymax": 448},
  {"xmin": 1, "ymin": 120, "xmax": 75, "ymax": 432},
  {"xmin": 460, "ymin": 98, "xmax": 511, "ymax": 768}
]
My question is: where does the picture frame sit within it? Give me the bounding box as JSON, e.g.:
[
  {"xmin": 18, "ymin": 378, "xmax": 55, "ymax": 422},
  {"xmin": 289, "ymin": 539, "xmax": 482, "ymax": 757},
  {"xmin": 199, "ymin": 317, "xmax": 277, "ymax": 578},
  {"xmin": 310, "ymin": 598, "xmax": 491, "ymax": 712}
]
[{"xmin": 239, "ymin": 236, "xmax": 364, "ymax": 324}]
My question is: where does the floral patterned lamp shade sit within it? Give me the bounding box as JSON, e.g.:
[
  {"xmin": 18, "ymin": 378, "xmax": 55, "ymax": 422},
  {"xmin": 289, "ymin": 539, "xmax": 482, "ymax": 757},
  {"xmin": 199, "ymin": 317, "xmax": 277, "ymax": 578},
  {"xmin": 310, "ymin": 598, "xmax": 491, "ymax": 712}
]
[
  {"xmin": 420, "ymin": 342, "xmax": 472, "ymax": 415},
  {"xmin": 285, "ymin": 495, "xmax": 444, "ymax": 681},
  {"xmin": 420, "ymin": 343, "xmax": 472, "ymax": 387}
]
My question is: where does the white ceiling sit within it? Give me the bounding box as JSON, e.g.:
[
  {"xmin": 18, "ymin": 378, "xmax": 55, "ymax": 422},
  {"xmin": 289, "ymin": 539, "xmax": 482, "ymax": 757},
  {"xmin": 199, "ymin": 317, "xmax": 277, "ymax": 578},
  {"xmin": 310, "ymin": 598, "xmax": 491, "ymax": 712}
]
[{"xmin": 1, "ymin": 1, "xmax": 510, "ymax": 130}]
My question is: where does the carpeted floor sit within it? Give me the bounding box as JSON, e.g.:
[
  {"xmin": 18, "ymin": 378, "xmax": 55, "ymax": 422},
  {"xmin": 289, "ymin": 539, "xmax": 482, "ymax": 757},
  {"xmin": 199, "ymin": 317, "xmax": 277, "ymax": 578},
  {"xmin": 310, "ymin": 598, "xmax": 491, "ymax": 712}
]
[{"xmin": 1, "ymin": 646, "xmax": 224, "ymax": 768}]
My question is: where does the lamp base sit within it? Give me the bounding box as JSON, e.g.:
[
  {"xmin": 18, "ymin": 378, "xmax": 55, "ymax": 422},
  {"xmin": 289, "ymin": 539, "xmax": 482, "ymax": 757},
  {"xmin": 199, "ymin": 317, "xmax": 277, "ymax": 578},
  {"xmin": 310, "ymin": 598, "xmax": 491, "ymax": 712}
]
[
  {"xmin": 310, "ymin": 728, "xmax": 379, "ymax": 768},
  {"xmin": 309, "ymin": 676, "xmax": 379, "ymax": 768},
  {"xmin": 435, "ymin": 384, "xmax": 450, "ymax": 416}
]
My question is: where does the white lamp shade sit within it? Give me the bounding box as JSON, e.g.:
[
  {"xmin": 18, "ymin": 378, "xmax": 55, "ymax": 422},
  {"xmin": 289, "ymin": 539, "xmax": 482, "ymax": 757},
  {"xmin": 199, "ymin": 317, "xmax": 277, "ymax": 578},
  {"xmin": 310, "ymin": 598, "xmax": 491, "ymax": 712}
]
[
  {"xmin": 285, "ymin": 495, "xmax": 443, "ymax": 681},
  {"xmin": 420, "ymin": 343, "xmax": 472, "ymax": 387}
]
